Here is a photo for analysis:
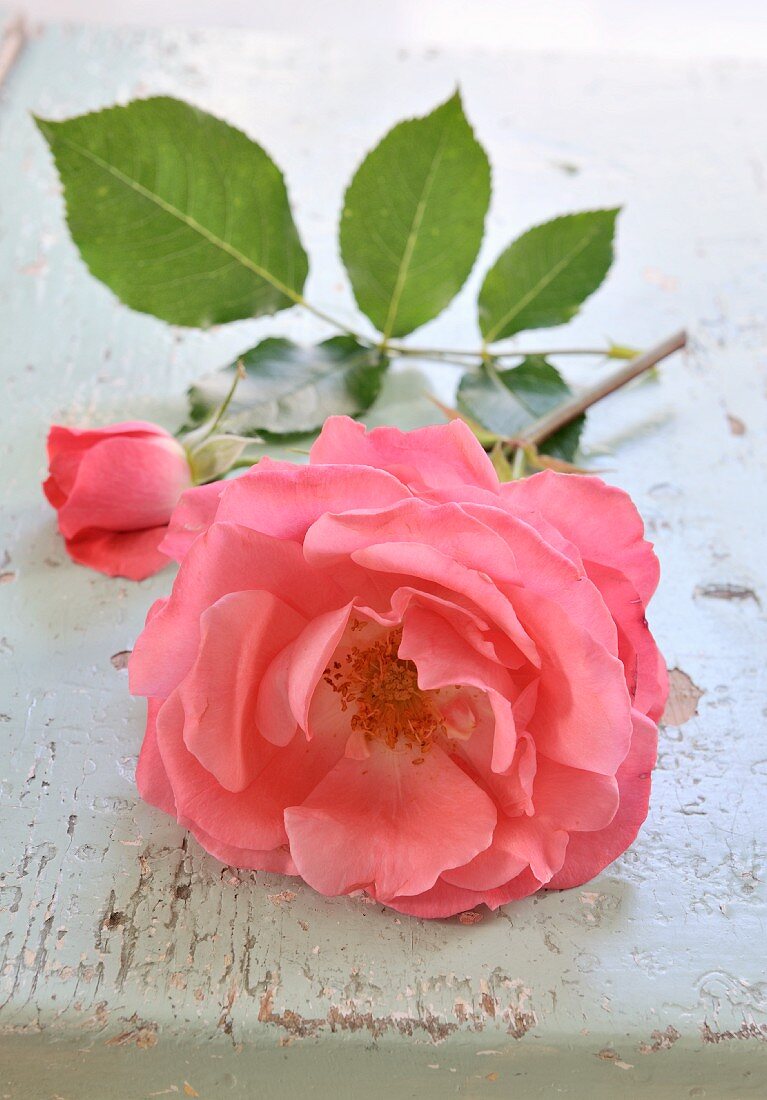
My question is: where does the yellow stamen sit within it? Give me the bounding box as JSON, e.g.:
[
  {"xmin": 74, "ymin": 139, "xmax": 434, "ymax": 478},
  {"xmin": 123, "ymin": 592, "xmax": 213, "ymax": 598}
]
[{"xmin": 323, "ymin": 624, "xmax": 446, "ymax": 758}]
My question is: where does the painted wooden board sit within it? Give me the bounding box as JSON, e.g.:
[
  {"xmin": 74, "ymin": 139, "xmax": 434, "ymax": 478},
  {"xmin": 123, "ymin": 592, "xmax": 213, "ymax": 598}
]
[{"xmin": 0, "ymin": 13, "xmax": 766, "ymax": 1098}]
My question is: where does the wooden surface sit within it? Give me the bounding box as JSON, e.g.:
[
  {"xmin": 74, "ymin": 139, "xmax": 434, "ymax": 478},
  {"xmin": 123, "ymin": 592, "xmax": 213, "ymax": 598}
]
[{"xmin": 0, "ymin": 13, "xmax": 766, "ymax": 1098}]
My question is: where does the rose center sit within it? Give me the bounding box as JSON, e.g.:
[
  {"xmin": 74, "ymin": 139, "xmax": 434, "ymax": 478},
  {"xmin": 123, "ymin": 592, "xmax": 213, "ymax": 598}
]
[{"xmin": 323, "ymin": 625, "xmax": 446, "ymax": 759}]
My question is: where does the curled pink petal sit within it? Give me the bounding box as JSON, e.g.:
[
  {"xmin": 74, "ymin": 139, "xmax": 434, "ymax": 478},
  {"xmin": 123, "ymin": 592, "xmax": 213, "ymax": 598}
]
[
  {"xmin": 64, "ymin": 525, "xmax": 171, "ymax": 581},
  {"xmin": 135, "ymin": 698, "xmax": 177, "ymax": 817},
  {"xmin": 130, "ymin": 523, "xmax": 343, "ymax": 699},
  {"xmin": 310, "ymin": 416, "xmax": 500, "ymax": 494},
  {"xmin": 547, "ymin": 709, "xmax": 658, "ymax": 889},
  {"xmin": 217, "ymin": 459, "xmax": 412, "ymax": 539},
  {"xmin": 584, "ymin": 561, "xmax": 668, "ymax": 722},
  {"xmin": 177, "ymin": 589, "xmax": 307, "ymax": 791},
  {"xmin": 386, "ymin": 867, "xmax": 542, "ymax": 918},
  {"xmin": 151, "ymin": 691, "xmax": 348, "ymax": 856},
  {"xmin": 511, "ymin": 588, "xmax": 633, "ymax": 776},
  {"xmin": 504, "ymin": 470, "xmax": 660, "ymax": 605}
]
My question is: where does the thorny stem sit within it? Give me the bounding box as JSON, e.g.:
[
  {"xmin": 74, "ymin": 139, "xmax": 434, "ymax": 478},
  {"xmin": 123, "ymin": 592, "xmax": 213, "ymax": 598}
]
[
  {"xmin": 207, "ymin": 328, "xmax": 686, "ymax": 481},
  {"xmin": 516, "ymin": 329, "xmax": 688, "ymax": 448},
  {"xmin": 260, "ymin": 290, "xmax": 685, "ymax": 464}
]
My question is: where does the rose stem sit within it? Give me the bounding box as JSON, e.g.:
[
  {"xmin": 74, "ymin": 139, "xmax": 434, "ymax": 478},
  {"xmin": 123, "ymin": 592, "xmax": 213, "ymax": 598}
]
[
  {"xmin": 384, "ymin": 345, "xmax": 634, "ymax": 361},
  {"xmin": 517, "ymin": 328, "xmax": 688, "ymax": 448}
]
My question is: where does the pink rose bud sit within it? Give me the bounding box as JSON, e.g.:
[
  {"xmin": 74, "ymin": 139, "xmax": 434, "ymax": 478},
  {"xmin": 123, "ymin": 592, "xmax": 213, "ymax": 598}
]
[
  {"xmin": 43, "ymin": 421, "xmax": 193, "ymax": 580},
  {"xmin": 131, "ymin": 416, "xmax": 667, "ymax": 918}
]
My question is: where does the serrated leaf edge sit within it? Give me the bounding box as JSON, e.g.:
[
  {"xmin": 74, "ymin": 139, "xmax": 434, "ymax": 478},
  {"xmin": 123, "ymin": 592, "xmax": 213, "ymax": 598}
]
[
  {"xmin": 35, "ymin": 99, "xmax": 307, "ymax": 321},
  {"xmin": 188, "ymin": 337, "xmax": 388, "ymax": 437},
  {"xmin": 340, "ymin": 90, "xmax": 492, "ymax": 340},
  {"xmin": 481, "ymin": 208, "xmax": 620, "ymax": 344}
]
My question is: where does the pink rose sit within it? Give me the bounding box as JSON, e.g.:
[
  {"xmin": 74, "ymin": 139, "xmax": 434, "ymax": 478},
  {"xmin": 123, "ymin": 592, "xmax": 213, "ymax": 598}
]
[
  {"xmin": 131, "ymin": 416, "xmax": 666, "ymax": 918},
  {"xmin": 44, "ymin": 421, "xmax": 192, "ymax": 580}
]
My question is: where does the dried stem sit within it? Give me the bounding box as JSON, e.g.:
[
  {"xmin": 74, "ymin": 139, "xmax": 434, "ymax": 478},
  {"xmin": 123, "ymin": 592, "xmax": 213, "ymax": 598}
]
[{"xmin": 518, "ymin": 329, "xmax": 687, "ymax": 447}]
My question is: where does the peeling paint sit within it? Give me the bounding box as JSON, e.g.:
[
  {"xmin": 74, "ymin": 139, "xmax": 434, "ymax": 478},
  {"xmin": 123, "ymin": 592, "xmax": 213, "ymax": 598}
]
[
  {"xmin": 694, "ymin": 583, "xmax": 761, "ymax": 607},
  {"xmin": 701, "ymin": 1021, "xmax": 767, "ymax": 1044},
  {"xmin": 105, "ymin": 1013, "xmax": 159, "ymax": 1049},
  {"xmin": 662, "ymin": 668, "xmax": 704, "ymax": 726},
  {"xmin": 1, "ymin": 25, "xmax": 766, "ymax": 1098},
  {"xmin": 640, "ymin": 1025, "xmax": 680, "ymax": 1053}
]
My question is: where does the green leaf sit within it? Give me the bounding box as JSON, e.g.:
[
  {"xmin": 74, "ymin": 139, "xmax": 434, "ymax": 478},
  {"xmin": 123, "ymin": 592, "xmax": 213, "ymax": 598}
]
[
  {"xmin": 339, "ymin": 92, "xmax": 491, "ymax": 339},
  {"xmin": 539, "ymin": 416, "xmax": 585, "ymax": 464},
  {"xmin": 35, "ymin": 97, "xmax": 308, "ymax": 327},
  {"xmin": 457, "ymin": 355, "xmax": 585, "ymax": 462},
  {"xmin": 187, "ymin": 336, "xmax": 388, "ymax": 437},
  {"xmin": 478, "ymin": 209, "xmax": 619, "ymax": 343}
]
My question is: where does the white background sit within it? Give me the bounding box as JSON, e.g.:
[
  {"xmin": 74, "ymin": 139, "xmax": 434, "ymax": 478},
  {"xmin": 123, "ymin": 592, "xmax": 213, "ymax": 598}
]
[{"xmin": 15, "ymin": 0, "xmax": 767, "ymax": 61}]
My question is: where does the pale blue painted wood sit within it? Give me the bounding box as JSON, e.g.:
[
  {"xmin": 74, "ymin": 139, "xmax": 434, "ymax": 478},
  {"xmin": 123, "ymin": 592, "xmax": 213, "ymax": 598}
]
[{"xmin": 0, "ymin": 13, "xmax": 766, "ymax": 1097}]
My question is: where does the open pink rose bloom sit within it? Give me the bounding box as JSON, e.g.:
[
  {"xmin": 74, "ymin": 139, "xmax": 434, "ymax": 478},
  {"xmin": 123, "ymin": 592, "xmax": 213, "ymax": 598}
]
[
  {"xmin": 44, "ymin": 421, "xmax": 193, "ymax": 580},
  {"xmin": 131, "ymin": 416, "xmax": 666, "ymax": 918}
]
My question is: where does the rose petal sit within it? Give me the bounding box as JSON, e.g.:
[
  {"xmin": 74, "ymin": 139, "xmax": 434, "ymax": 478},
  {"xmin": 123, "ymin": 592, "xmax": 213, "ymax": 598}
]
[
  {"xmin": 546, "ymin": 709, "xmax": 658, "ymax": 890},
  {"xmin": 216, "ymin": 459, "xmax": 412, "ymax": 540},
  {"xmin": 345, "ymin": 542, "xmax": 540, "ymax": 667},
  {"xmin": 532, "ymin": 757, "xmax": 620, "ymax": 832},
  {"xmin": 285, "ymin": 743, "xmax": 497, "ymax": 901},
  {"xmin": 385, "ymin": 867, "xmax": 542, "ymax": 918},
  {"xmin": 504, "ymin": 470, "xmax": 660, "ymax": 605},
  {"xmin": 441, "ymin": 815, "xmax": 530, "ymax": 891},
  {"xmin": 135, "ymin": 698, "xmax": 297, "ymax": 874},
  {"xmin": 310, "ymin": 416, "xmax": 500, "ymax": 494},
  {"xmin": 42, "ymin": 474, "xmax": 67, "ymax": 509},
  {"xmin": 500, "ymin": 815, "xmax": 569, "ymax": 884},
  {"xmin": 161, "ymin": 481, "xmax": 228, "ymax": 562},
  {"xmin": 64, "ymin": 525, "xmax": 171, "ymax": 581},
  {"xmin": 359, "ymin": 585, "xmax": 520, "ymax": 669},
  {"xmin": 304, "ymin": 499, "xmax": 521, "ymax": 584},
  {"xmin": 48, "ymin": 420, "xmax": 170, "ymax": 449},
  {"xmin": 286, "ymin": 602, "xmax": 356, "ymax": 735},
  {"xmin": 255, "ymin": 642, "xmax": 299, "ymax": 748},
  {"xmin": 512, "ymin": 587, "xmax": 633, "ymax": 775},
  {"xmin": 182, "ymin": 823, "xmax": 297, "ymax": 875},
  {"xmin": 56, "ymin": 435, "xmax": 191, "ymax": 538},
  {"xmin": 455, "ymin": 696, "xmax": 538, "ymax": 815},
  {"xmin": 460, "ymin": 502, "xmax": 617, "ymax": 653},
  {"xmin": 135, "ymin": 698, "xmax": 177, "ymax": 816},
  {"xmin": 177, "ymin": 590, "xmax": 307, "ymax": 791},
  {"xmin": 46, "ymin": 421, "xmax": 171, "ymax": 493},
  {"xmin": 155, "ymin": 692, "xmax": 347, "ymax": 853},
  {"xmin": 130, "ymin": 523, "xmax": 343, "ymax": 699},
  {"xmin": 398, "ymin": 603, "xmax": 516, "ymax": 699},
  {"xmin": 584, "ymin": 561, "xmax": 668, "ymax": 722}
]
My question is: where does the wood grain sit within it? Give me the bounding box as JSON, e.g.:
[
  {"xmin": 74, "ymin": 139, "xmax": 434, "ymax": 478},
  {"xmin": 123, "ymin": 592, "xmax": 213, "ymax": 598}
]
[{"xmin": 0, "ymin": 20, "xmax": 765, "ymax": 1098}]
